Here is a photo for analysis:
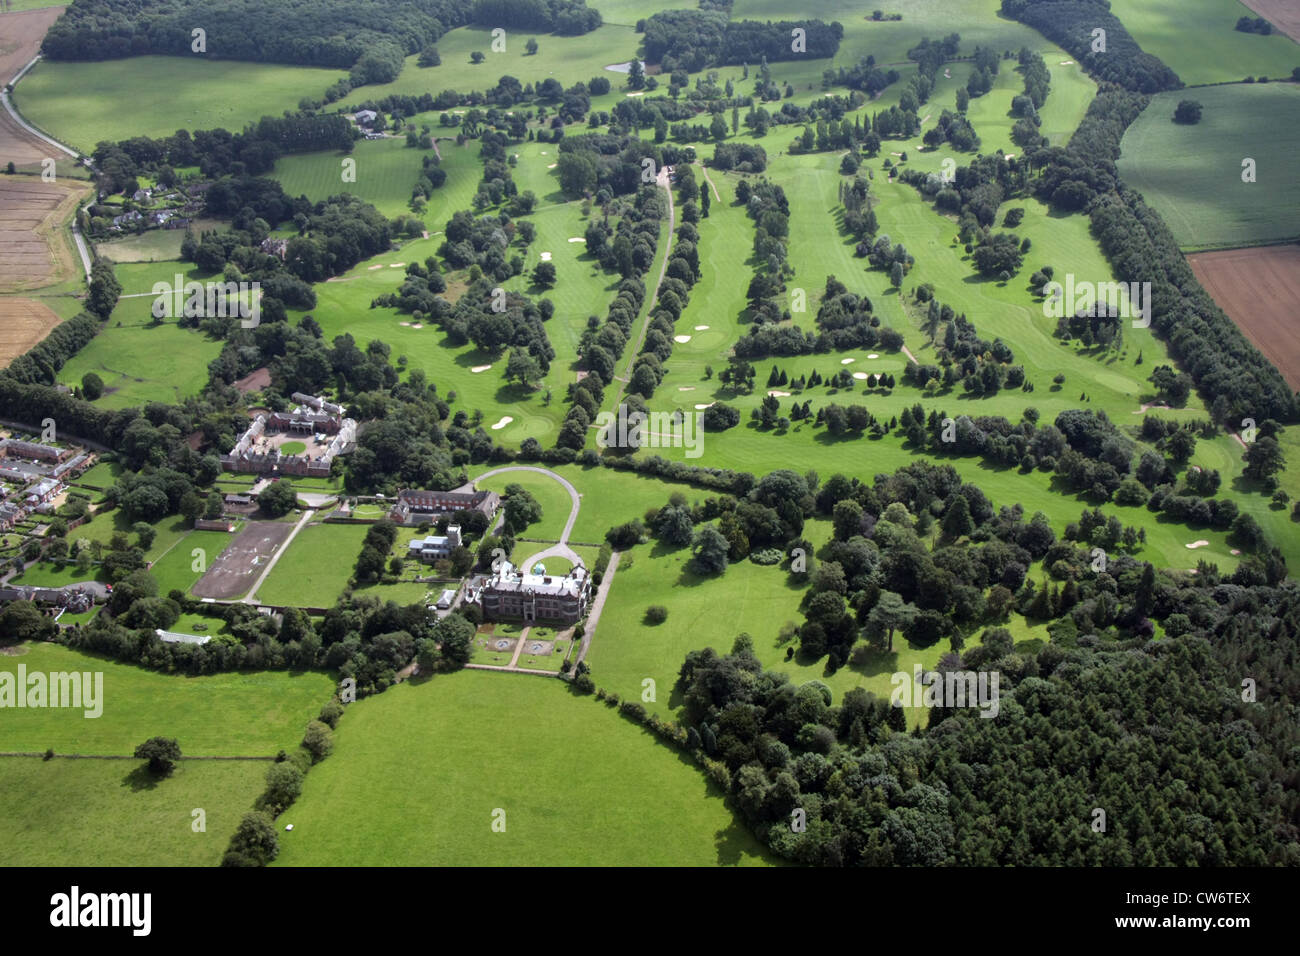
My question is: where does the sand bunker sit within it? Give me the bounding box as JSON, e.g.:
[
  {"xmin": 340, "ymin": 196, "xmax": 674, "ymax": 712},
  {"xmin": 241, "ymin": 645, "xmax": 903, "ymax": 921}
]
[
  {"xmin": 1003, "ymin": 153, "xmax": 1016, "ymax": 160},
  {"xmin": 694, "ymin": 403, "xmax": 714, "ymax": 410},
  {"xmin": 1060, "ymin": 60, "xmax": 1074, "ymax": 65},
  {"xmin": 368, "ymin": 264, "xmax": 384, "ymax": 270},
  {"xmin": 867, "ymin": 353, "xmax": 879, "ymax": 359},
  {"xmin": 1185, "ymin": 540, "xmax": 1211, "ymax": 549},
  {"xmin": 540, "ymin": 151, "xmax": 548, "ymax": 155},
  {"xmin": 678, "ymin": 386, "xmax": 695, "ymax": 391},
  {"xmin": 411, "ymin": 323, "xmax": 423, "ymax": 329},
  {"xmin": 568, "ymin": 237, "xmax": 585, "ymax": 243},
  {"xmin": 471, "ymin": 364, "xmax": 493, "ymax": 373},
  {"xmin": 767, "ymin": 390, "xmax": 790, "ymax": 397},
  {"xmin": 841, "ymin": 357, "xmax": 856, "ymax": 364},
  {"xmin": 853, "ymin": 372, "xmax": 869, "ymax": 380},
  {"xmin": 490, "ymin": 416, "xmax": 513, "ymax": 430},
  {"xmin": 539, "ymin": 251, "xmax": 552, "ymax": 261},
  {"xmin": 548, "ymin": 163, "xmax": 557, "ymax": 169},
  {"xmin": 674, "ymin": 335, "xmax": 691, "ymax": 343},
  {"xmin": 626, "ymin": 91, "xmax": 645, "ymax": 97},
  {"xmin": 694, "ymin": 325, "xmax": 709, "ymax": 330},
  {"xmin": 1231, "ymin": 549, "xmax": 1241, "ymax": 555},
  {"xmin": 399, "ymin": 321, "xmax": 411, "ymax": 327}
]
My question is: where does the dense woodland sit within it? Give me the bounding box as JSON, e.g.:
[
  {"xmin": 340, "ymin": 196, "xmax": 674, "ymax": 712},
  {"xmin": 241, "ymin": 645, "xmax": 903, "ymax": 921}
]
[
  {"xmin": 1000, "ymin": 0, "xmax": 1181, "ymax": 92},
  {"xmin": 642, "ymin": 11, "xmax": 843, "ymax": 71}
]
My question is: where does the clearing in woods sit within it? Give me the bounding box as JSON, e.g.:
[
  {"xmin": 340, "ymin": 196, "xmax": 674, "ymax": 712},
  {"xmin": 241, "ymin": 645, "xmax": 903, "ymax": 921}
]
[{"xmin": 1187, "ymin": 244, "xmax": 1300, "ymax": 391}]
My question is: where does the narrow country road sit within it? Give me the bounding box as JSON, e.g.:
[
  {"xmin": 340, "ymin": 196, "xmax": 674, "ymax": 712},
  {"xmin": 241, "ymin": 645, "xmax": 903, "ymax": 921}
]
[
  {"xmin": 243, "ymin": 509, "xmax": 315, "ymax": 604},
  {"xmin": 460, "ymin": 465, "xmax": 582, "ymax": 570},
  {"xmin": 2, "ymin": 56, "xmax": 80, "ymax": 159},
  {"xmin": 572, "ymin": 549, "xmax": 619, "ymax": 670}
]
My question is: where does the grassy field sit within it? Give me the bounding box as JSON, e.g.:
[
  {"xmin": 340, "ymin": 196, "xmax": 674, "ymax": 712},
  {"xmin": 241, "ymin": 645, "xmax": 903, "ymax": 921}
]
[
  {"xmin": 254, "ymin": 521, "xmax": 371, "ymax": 607},
  {"xmin": 15, "ymin": 56, "xmax": 346, "ymax": 153},
  {"xmin": 585, "ymin": 529, "xmax": 1049, "ymax": 729},
  {"xmin": 151, "ymin": 529, "xmax": 238, "ymax": 596},
  {"xmin": 57, "ymin": 321, "xmax": 224, "ymax": 407},
  {"xmin": 1116, "ymin": 83, "xmax": 1300, "ymax": 250},
  {"xmin": 273, "ymin": 136, "xmax": 429, "ymax": 220},
  {"xmin": 272, "ymin": 668, "xmax": 774, "ymax": 866},
  {"xmin": 0, "ymin": 642, "xmax": 333, "ymax": 755},
  {"xmin": 1107, "ymin": 0, "xmax": 1300, "ymax": 86},
  {"xmin": 94, "ymin": 219, "xmax": 224, "ymax": 263},
  {"xmin": 0, "ymin": 756, "xmax": 267, "ymax": 866}
]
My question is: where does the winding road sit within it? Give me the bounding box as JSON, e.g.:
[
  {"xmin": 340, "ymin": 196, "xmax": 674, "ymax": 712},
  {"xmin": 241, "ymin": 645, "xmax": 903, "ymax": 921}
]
[{"xmin": 460, "ymin": 466, "xmax": 582, "ymax": 571}]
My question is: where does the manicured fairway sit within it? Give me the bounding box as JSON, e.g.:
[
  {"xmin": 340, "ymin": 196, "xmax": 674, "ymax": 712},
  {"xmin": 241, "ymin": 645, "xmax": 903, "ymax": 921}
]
[
  {"xmin": 273, "ymin": 669, "xmax": 775, "ymax": 866},
  {"xmin": 15, "ymin": 56, "xmax": 346, "ymax": 153},
  {"xmin": 0, "ymin": 642, "xmax": 334, "ymax": 756},
  {"xmin": 1117, "ymin": 83, "xmax": 1300, "ymax": 250},
  {"xmin": 0, "ymin": 756, "xmax": 266, "ymax": 866},
  {"xmin": 255, "ymin": 521, "xmax": 371, "ymax": 607}
]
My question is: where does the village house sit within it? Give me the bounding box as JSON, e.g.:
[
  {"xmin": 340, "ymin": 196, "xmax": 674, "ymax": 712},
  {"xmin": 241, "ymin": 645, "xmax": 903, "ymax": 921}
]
[{"xmin": 354, "ymin": 109, "xmax": 379, "ymax": 127}]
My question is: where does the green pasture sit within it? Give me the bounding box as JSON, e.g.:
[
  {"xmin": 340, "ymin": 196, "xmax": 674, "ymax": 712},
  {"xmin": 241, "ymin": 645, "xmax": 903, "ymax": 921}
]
[
  {"xmin": 0, "ymin": 642, "xmax": 333, "ymax": 755},
  {"xmin": 1108, "ymin": 0, "xmax": 1300, "ymax": 86},
  {"xmin": 14, "ymin": 56, "xmax": 347, "ymax": 153},
  {"xmin": 1117, "ymin": 83, "xmax": 1300, "ymax": 250},
  {"xmin": 272, "ymin": 669, "xmax": 774, "ymax": 866},
  {"xmin": 254, "ymin": 521, "xmax": 370, "ymax": 607},
  {"xmin": 0, "ymin": 757, "xmax": 267, "ymax": 866}
]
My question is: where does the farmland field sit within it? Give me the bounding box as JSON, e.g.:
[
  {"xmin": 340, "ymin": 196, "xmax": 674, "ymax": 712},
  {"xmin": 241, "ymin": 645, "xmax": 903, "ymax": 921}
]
[
  {"xmin": 1188, "ymin": 245, "xmax": 1300, "ymax": 390},
  {"xmin": 14, "ymin": 56, "xmax": 346, "ymax": 153},
  {"xmin": 0, "ymin": 175, "xmax": 91, "ymax": 293},
  {"xmin": 0, "ymin": 642, "xmax": 333, "ymax": 755},
  {"xmin": 1116, "ymin": 83, "xmax": 1300, "ymax": 250},
  {"xmin": 273, "ymin": 669, "xmax": 774, "ymax": 866},
  {"xmin": 0, "ymin": 756, "xmax": 267, "ymax": 867},
  {"xmin": 1108, "ymin": 0, "xmax": 1300, "ymax": 86}
]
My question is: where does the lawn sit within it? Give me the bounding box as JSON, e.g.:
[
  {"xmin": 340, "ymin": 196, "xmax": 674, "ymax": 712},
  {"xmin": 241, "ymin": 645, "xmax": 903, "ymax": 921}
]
[
  {"xmin": 254, "ymin": 521, "xmax": 371, "ymax": 607},
  {"xmin": 73, "ymin": 459, "xmax": 123, "ymax": 491},
  {"xmin": 14, "ymin": 56, "xmax": 346, "ymax": 153},
  {"xmin": 0, "ymin": 642, "xmax": 334, "ymax": 756},
  {"xmin": 474, "ymin": 468, "xmax": 574, "ymax": 542},
  {"xmin": 0, "ymin": 756, "xmax": 267, "ymax": 866},
  {"xmin": 58, "ymin": 322, "xmax": 224, "ymax": 408},
  {"xmin": 151, "ymin": 529, "xmax": 238, "ymax": 596},
  {"xmin": 1117, "ymin": 83, "xmax": 1300, "ymax": 250},
  {"xmin": 1107, "ymin": 0, "xmax": 1300, "ymax": 86},
  {"xmin": 93, "ymin": 220, "xmax": 224, "ymax": 263},
  {"xmin": 272, "ymin": 668, "xmax": 774, "ymax": 866},
  {"xmin": 272, "ymin": 136, "xmax": 431, "ymax": 220}
]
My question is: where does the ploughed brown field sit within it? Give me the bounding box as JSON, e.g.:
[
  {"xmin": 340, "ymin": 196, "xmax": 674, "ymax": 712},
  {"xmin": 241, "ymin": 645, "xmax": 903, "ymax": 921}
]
[
  {"xmin": 0, "ymin": 7, "xmax": 66, "ymax": 166},
  {"xmin": 1187, "ymin": 244, "xmax": 1300, "ymax": 390},
  {"xmin": 0, "ymin": 296, "xmax": 61, "ymax": 367},
  {"xmin": 0, "ymin": 175, "xmax": 89, "ymax": 291},
  {"xmin": 1239, "ymin": 0, "xmax": 1300, "ymax": 44}
]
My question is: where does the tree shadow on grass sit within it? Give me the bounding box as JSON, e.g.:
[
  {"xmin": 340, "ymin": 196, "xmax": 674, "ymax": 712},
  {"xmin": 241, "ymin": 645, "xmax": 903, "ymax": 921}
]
[{"xmin": 123, "ymin": 762, "xmax": 164, "ymax": 792}]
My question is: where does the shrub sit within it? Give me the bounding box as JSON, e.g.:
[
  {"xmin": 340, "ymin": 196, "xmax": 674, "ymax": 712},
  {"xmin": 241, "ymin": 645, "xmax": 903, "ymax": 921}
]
[
  {"xmin": 301, "ymin": 719, "xmax": 334, "ymax": 763},
  {"xmin": 644, "ymin": 604, "xmax": 668, "ymax": 624}
]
